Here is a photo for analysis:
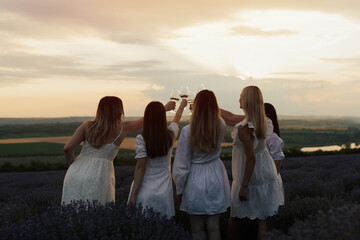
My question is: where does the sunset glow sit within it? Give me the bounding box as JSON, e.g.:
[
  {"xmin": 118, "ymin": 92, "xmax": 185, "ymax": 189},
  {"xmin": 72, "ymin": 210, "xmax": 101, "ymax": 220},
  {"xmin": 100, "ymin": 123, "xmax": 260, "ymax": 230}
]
[{"xmin": 1, "ymin": 1, "xmax": 360, "ymax": 117}]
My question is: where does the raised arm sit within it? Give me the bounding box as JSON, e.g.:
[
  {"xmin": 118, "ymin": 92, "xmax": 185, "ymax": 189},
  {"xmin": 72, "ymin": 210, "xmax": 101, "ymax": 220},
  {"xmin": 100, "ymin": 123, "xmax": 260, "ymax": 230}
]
[
  {"xmin": 237, "ymin": 126, "xmax": 256, "ymax": 201},
  {"xmin": 220, "ymin": 108, "xmax": 245, "ymax": 127},
  {"xmin": 123, "ymin": 117, "xmax": 144, "ymax": 135},
  {"xmin": 172, "ymin": 99, "xmax": 187, "ymax": 124},
  {"xmin": 64, "ymin": 122, "xmax": 87, "ymax": 165}
]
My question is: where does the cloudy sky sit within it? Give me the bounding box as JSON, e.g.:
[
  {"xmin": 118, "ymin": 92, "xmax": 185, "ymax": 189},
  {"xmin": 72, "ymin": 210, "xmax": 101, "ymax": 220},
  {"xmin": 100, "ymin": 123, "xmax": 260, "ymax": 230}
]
[{"xmin": 1, "ymin": 0, "xmax": 360, "ymax": 117}]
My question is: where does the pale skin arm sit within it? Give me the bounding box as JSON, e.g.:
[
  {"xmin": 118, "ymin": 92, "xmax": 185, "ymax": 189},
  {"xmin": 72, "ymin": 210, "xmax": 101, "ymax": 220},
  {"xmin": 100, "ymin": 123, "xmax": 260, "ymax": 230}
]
[
  {"xmin": 118, "ymin": 118, "xmax": 144, "ymax": 145},
  {"xmin": 274, "ymin": 160, "xmax": 282, "ymax": 174},
  {"xmin": 220, "ymin": 108, "xmax": 245, "ymax": 127},
  {"xmin": 237, "ymin": 126, "xmax": 256, "ymax": 201},
  {"xmin": 128, "ymin": 158, "xmax": 146, "ymax": 205},
  {"xmin": 64, "ymin": 122, "xmax": 87, "ymax": 165},
  {"xmin": 172, "ymin": 99, "xmax": 187, "ymax": 124}
]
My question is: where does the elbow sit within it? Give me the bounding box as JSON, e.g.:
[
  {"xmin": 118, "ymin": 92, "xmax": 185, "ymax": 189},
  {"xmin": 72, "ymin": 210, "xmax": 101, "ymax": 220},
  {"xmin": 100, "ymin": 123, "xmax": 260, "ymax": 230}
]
[
  {"xmin": 64, "ymin": 145, "xmax": 72, "ymax": 154},
  {"xmin": 136, "ymin": 164, "xmax": 146, "ymax": 173}
]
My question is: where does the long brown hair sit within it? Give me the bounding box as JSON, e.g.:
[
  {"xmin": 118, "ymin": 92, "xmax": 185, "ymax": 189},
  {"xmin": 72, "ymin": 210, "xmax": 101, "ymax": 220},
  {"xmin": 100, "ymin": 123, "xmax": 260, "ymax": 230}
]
[
  {"xmin": 86, "ymin": 96, "xmax": 124, "ymax": 148},
  {"xmin": 265, "ymin": 103, "xmax": 280, "ymax": 137},
  {"xmin": 190, "ymin": 90, "xmax": 222, "ymax": 152},
  {"xmin": 142, "ymin": 101, "xmax": 174, "ymax": 158},
  {"xmin": 241, "ymin": 86, "xmax": 267, "ymax": 139}
]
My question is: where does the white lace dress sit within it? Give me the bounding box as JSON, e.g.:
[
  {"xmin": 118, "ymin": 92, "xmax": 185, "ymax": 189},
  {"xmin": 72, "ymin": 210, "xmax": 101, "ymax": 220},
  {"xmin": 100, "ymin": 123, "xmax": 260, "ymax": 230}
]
[
  {"xmin": 61, "ymin": 128, "xmax": 123, "ymax": 205},
  {"xmin": 172, "ymin": 119, "xmax": 231, "ymax": 215},
  {"xmin": 230, "ymin": 119, "xmax": 282, "ymax": 220},
  {"xmin": 127, "ymin": 122, "xmax": 179, "ymax": 218},
  {"xmin": 266, "ymin": 133, "xmax": 285, "ymax": 206}
]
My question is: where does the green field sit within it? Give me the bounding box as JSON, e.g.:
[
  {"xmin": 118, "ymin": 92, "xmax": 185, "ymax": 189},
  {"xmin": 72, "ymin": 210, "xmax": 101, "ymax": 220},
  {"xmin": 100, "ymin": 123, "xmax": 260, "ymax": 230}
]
[
  {"xmin": 0, "ymin": 142, "xmax": 137, "ymax": 172},
  {"xmin": 1, "ymin": 117, "xmax": 360, "ymax": 172}
]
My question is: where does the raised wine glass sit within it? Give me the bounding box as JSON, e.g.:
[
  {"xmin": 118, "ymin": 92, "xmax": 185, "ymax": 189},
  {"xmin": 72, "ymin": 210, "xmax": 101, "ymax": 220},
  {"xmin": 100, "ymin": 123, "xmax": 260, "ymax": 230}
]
[
  {"xmin": 169, "ymin": 89, "xmax": 180, "ymax": 113},
  {"xmin": 179, "ymin": 86, "xmax": 190, "ymax": 99},
  {"xmin": 179, "ymin": 86, "xmax": 190, "ymax": 112},
  {"xmin": 195, "ymin": 83, "xmax": 205, "ymax": 93}
]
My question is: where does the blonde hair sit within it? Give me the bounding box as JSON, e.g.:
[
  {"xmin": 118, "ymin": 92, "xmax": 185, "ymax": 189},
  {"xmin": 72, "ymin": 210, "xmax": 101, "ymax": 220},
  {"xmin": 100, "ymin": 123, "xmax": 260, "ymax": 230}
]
[
  {"xmin": 190, "ymin": 90, "xmax": 222, "ymax": 152},
  {"xmin": 86, "ymin": 96, "xmax": 124, "ymax": 148},
  {"xmin": 241, "ymin": 86, "xmax": 267, "ymax": 139}
]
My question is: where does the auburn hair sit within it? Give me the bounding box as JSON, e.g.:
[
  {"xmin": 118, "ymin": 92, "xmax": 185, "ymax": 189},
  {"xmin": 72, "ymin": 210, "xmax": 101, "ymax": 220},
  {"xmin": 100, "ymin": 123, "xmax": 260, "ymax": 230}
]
[
  {"xmin": 142, "ymin": 101, "xmax": 174, "ymax": 158},
  {"xmin": 241, "ymin": 86, "xmax": 267, "ymax": 139},
  {"xmin": 265, "ymin": 103, "xmax": 280, "ymax": 137},
  {"xmin": 190, "ymin": 90, "xmax": 222, "ymax": 152},
  {"xmin": 86, "ymin": 96, "xmax": 124, "ymax": 148}
]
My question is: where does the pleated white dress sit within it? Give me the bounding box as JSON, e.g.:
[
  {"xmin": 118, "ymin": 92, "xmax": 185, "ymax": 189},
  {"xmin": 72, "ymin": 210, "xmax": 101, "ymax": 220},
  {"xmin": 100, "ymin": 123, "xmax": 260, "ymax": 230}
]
[
  {"xmin": 61, "ymin": 128, "xmax": 123, "ymax": 205},
  {"xmin": 172, "ymin": 119, "xmax": 231, "ymax": 215},
  {"xmin": 127, "ymin": 122, "xmax": 179, "ymax": 218},
  {"xmin": 231, "ymin": 119, "xmax": 283, "ymax": 220},
  {"xmin": 266, "ymin": 132, "xmax": 285, "ymax": 206}
]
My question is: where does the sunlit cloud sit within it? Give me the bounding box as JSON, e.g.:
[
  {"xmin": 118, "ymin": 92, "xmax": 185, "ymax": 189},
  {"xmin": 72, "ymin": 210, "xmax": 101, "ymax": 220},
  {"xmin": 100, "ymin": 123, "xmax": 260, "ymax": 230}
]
[
  {"xmin": 164, "ymin": 10, "xmax": 360, "ymax": 82},
  {"xmin": 1, "ymin": 1, "xmax": 360, "ymax": 117},
  {"xmin": 228, "ymin": 25, "xmax": 298, "ymax": 36}
]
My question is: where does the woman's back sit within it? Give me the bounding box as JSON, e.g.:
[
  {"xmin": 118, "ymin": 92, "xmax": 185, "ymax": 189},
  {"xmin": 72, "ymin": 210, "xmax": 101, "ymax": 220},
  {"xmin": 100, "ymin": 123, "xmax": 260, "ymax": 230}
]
[
  {"xmin": 181, "ymin": 120, "xmax": 224, "ymax": 164},
  {"xmin": 128, "ymin": 122, "xmax": 178, "ymax": 218},
  {"xmin": 230, "ymin": 118, "xmax": 282, "ymax": 219},
  {"xmin": 173, "ymin": 118, "xmax": 230, "ymax": 215}
]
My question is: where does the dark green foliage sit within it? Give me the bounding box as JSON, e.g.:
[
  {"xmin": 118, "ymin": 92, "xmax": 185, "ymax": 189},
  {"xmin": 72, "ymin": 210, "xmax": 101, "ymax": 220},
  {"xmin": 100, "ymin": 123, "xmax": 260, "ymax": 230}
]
[
  {"xmin": 0, "ymin": 122, "xmax": 82, "ymax": 139},
  {"xmin": 280, "ymin": 128, "xmax": 360, "ymax": 148},
  {"xmin": 0, "ymin": 142, "xmax": 81, "ymax": 157}
]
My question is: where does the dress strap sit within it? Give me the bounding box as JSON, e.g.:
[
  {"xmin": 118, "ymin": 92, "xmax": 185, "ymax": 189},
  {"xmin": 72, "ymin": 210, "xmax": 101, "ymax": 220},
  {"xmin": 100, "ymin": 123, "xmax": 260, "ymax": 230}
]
[{"xmin": 112, "ymin": 124, "xmax": 124, "ymax": 144}]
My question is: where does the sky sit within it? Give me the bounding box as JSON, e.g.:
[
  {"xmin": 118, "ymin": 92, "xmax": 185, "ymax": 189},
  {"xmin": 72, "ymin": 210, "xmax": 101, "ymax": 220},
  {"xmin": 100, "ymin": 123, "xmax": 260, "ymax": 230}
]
[{"xmin": 1, "ymin": 0, "xmax": 360, "ymax": 118}]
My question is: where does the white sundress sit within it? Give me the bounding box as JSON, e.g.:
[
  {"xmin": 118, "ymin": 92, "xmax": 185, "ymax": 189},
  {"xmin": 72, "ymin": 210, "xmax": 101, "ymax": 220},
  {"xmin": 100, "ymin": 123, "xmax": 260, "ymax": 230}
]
[
  {"xmin": 266, "ymin": 132, "xmax": 285, "ymax": 206},
  {"xmin": 61, "ymin": 127, "xmax": 123, "ymax": 205},
  {"xmin": 127, "ymin": 122, "xmax": 179, "ymax": 218},
  {"xmin": 172, "ymin": 119, "xmax": 231, "ymax": 215},
  {"xmin": 230, "ymin": 118, "xmax": 283, "ymax": 220}
]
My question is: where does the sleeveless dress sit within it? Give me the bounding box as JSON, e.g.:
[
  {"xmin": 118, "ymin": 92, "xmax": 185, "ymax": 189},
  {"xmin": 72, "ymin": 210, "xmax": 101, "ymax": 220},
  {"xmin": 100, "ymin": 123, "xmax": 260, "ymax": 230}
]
[
  {"xmin": 230, "ymin": 119, "xmax": 282, "ymax": 220},
  {"xmin": 266, "ymin": 132, "xmax": 285, "ymax": 206},
  {"xmin": 127, "ymin": 122, "xmax": 179, "ymax": 218},
  {"xmin": 61, "ymin": 127, "xmax": 123, "ymax": 205},
  {"xmin": 172, "ymin": 119, "xmax": 231, "ymax": 215}
]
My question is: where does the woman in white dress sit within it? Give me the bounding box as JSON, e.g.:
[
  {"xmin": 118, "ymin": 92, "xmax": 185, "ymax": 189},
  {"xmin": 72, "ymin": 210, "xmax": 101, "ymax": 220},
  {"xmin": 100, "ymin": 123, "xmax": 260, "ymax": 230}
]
[
  {"xmin": 173, "ymin": 90, "xmax": 230, "ymax": 240},
  {"xmin": 221, "ymin": 86, "xmax": 283, "ymax": 240},
  {"xmin": 61, "ymin": 96, "xmax": 145, "ymax": 205},
  {"xmin": 127, "ymin": 99, "xmax": 187, "ymax": 218},
  {"xmin": 265, "ymin": 103, "xmax": 285, "ymax": 206}
]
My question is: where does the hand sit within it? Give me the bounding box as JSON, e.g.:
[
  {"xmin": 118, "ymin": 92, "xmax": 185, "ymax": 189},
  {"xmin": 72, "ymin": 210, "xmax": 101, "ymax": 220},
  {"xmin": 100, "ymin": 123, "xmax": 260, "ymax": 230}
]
[
  {"xmin": 179, "ymin": 99, "xmax": 187, "ymax": 109},
  {"xmin": 164, "ymin": 101, "xmax": 176, "ymax": 111},
  {"xmin": 238, "ymin": 186, "xmax": 247, "ymax": 202}
]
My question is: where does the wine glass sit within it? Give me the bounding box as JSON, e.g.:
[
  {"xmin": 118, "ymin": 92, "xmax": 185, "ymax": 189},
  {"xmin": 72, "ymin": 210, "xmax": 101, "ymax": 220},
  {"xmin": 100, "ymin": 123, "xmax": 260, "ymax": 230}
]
[
  {"xmin": 195, "ymin": 83, "xmax": 205, "ymax": 93},
  {"xmin": 179, "ymin": 86, "xmax": 189, "ymax": 99},
  {"xmin": 169, "ymin": 89, "xmax": 180, "ymax": 113}
]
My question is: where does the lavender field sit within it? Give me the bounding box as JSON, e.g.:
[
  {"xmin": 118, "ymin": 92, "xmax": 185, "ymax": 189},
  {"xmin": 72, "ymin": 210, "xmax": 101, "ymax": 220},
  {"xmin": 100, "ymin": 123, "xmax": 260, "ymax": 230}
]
[{"xmin": 1, "ymin": 154, "xmax": 360, "ymax": 239}]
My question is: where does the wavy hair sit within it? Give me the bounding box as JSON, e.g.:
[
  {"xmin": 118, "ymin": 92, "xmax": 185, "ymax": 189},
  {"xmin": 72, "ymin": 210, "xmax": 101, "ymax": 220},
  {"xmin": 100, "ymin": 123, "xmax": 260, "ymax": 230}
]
[
  {"xmin": 190, "ymin": 90, "xmax": 222, "ymax": 152},
  {"xmin": 241, "ymin": 86, "xmax": 267, "ymax": 139},
  {"xmin": 86, "ymin": 96, "xmax": 124, "ymax": 148}
]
